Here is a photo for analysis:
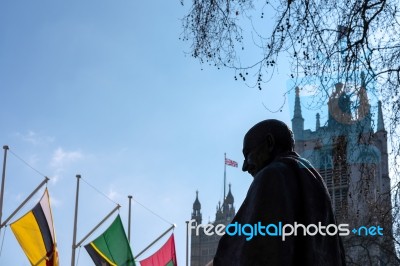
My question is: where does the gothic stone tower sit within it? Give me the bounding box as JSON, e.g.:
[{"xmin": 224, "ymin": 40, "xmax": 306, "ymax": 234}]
[
  {"xmin": 190, "ymin": 185, "xmax": 235, "ymax": 266},
  {"xmin": 292, "ymin": 82, "xmax": 395, "ymax": 265}
]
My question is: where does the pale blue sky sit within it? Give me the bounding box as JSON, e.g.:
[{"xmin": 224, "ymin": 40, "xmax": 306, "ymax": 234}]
[{"xmin": 0, "ymin": 1, "xmax": 311, "ymax": 265}]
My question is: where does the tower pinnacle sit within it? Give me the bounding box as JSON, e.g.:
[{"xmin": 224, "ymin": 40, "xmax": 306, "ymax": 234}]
[
  {"xmin": 292, "ymin": 87, "xmax": 304, "ymax": 139},
  {"xmin": 316, "ymin": 113, "xmax": 321, "ymax": 130},
  {"xmin": 293, "ymin": 87, "xmax": 303, "ymax": 119},
  {"xmin": 377, "ymin": 101, "xmax": 385, "ymax": 132},
  {"xmin": 192, "ymin": 190, "xmax": 202, "ymax": 224}
]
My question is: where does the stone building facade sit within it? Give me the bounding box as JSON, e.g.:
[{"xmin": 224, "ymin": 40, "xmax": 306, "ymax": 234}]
[{"xmin": 292, "ymin": 80, "xmax": 395, "ymax": 265}]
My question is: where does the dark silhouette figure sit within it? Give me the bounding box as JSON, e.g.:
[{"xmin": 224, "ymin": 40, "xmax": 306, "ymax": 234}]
[{"xmin": 213, "ymin": 119, "xmax": 346, "ymax": 266}]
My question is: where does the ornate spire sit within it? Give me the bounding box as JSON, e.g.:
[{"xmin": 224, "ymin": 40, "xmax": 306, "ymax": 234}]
[
  {"xmin": 316, "ymin": 113, "xmax": 320, "ymax": 130},
  {"xmin": 193, "ymin": 190, "xmax": 201, "ymax": 211},
  {"xmin": 225, "ymin": 183, "xmax": 234, "ymax": 205},
  {"xmin": 377, "ymin": 101, "xmax": 385, "ymax": 132},
  {"xmin": 192, "ymin": 190, "xmax": 202, "ymax": 224},
  {"xmin": 361, "ymin": 71, "xmax": 366, "ymax": 88},
  {"xmin": 357, "ymin": 82, "xmax": 370, "ymax": 121},
  {"xmin": 292, "ymin": 87, "xmax": 305, "ymax": 139},
  {"xmin": 293, "ymin": 87, "xmax": 303, "ymax": 119},
  {"xmin": 222, "ymin": 183, "xmax": 235, "ymax": 222}
]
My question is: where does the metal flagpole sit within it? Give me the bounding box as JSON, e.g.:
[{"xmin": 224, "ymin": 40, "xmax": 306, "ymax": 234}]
[
  {"xmin": 134, "ymin": 224, "xmax": 176, "ymax": 259},
  {"xmin": 75, "ymin": 204, "xmax": 120, "ymax": 248},
  {"xmin": 128, "ymin": 195, "xmax": 132, "ymax": 243},
  {"xmin": 186, "ymin": 220, "xmax": 189, "ymax": 266},
  {"xmin": 0, "ymin": 145, "xmax": 9, "ymax": 236},
  {"xmin": 224, "ymin": 153, "xmax": 226, "ymax": 201},
  {"xmin": 71, "ymin": 174, "xmax": 81, "ymax": 266},
  {"xmin": 1, "ymin": 177, "xmax": 49, "ymax": 228}
]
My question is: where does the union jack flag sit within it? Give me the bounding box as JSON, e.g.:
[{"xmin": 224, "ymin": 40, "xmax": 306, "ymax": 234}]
[{"xmin": 225, "ymin": 158, "xmax": 238, "ymax": 167}]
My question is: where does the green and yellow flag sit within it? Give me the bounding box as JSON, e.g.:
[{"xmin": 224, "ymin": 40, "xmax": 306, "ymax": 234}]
[
  {"xmin": 85, "ymin": 214, "xmax": 135, "ymax": 266},
  {"xmin": 10, "ymin": 188, "xmax": 59, "ymax": 266}
]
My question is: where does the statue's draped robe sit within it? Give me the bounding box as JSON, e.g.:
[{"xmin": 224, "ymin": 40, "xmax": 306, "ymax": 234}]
[{"xmin": 214, "ymin": 152, "xmax": 346, "ymax": 266}]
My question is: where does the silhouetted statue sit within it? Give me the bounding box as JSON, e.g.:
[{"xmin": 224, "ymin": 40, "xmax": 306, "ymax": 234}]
[{"xmin": 212, "ymin": 119, "xmax": 346, "ymax": 266}]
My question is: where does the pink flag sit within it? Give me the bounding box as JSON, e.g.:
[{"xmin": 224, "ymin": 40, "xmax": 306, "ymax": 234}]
[{"xmin": 140, "ymin": 234, "xmax": 177, "ymax": 266}]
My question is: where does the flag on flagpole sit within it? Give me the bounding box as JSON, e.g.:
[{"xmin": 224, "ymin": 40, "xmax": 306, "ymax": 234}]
[
  {"xmin": 225, "ymin": 158, "xmax": 238, "ymax": 168},
  {"xmin": 10, "ymin": 188, "xmax": 59, "ymax": 266},
  {"xmin": 139, "ymin": 234, "xmax": 177, "ymax": 266},
  {"xmin": 85, "ymin": 214, "xmax": 135, "ymax": 266}
]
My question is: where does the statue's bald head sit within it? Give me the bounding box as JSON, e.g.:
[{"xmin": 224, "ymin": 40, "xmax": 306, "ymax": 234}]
[
  {"xmin": 245, "ymin": 119, "xmax": 295, "ymax": 153},
  {"xmin": 242, "ymin": 119, "xmax": 295, "ymax": 177}
]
